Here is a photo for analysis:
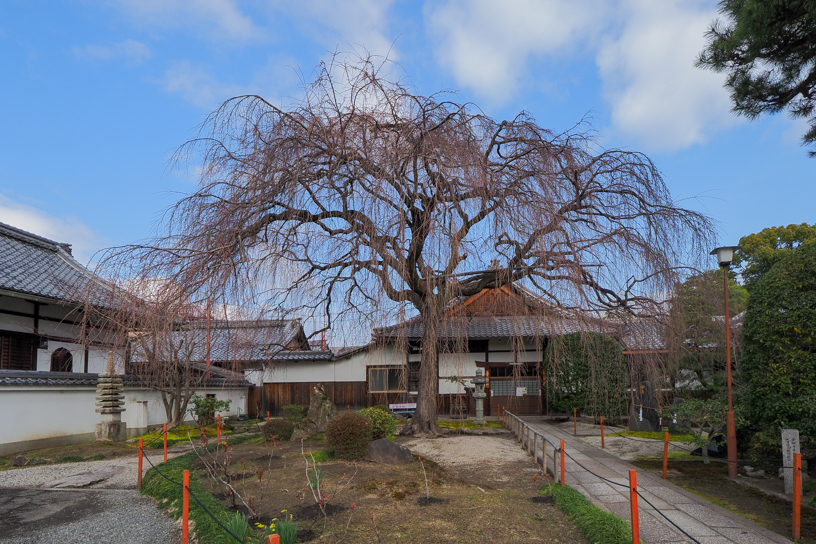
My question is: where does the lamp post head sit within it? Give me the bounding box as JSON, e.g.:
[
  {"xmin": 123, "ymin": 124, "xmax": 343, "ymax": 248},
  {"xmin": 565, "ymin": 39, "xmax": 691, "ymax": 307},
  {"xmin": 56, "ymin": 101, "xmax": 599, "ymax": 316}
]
[{"xmin": 710, "ymin": 246, "xmax": 739, "ymax": 268}]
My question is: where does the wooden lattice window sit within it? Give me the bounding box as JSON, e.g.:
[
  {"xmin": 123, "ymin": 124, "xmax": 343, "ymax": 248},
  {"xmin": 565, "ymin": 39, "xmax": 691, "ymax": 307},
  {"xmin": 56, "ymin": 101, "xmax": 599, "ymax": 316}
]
[{"xmin": 0, "ymin": 332, "xmax": 37, "ymax": 371}]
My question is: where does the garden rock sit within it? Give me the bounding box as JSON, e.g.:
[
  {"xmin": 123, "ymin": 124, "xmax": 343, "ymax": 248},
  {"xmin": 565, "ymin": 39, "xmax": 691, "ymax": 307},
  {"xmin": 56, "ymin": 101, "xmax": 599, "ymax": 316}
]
[
  {"xmin": 12, "ymin": 455, "xmax": 28, "ymax": 466},
  {"xmin": 396, "ymin": 424, "xmax": 414, "ymax": 436},
  {"xmin": 743, "ymin": 466, "xmax": 766, "ymax": 478},
  {"xmin": 306, "ymin": 383, "xmax": 337, "ymax": 433},
  {"xmin": 366, "ymin": 438, "xmax": 413, "ymax": 465}
]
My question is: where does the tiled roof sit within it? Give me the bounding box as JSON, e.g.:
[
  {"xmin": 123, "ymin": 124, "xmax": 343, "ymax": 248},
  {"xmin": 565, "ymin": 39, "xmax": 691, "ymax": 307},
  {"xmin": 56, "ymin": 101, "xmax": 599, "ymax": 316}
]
[
  {"xmin": 130, "ymin": 319, "xmax": 306, "ymax": 364},
  {"xmin": 270, "ymin": 350, "xmax": 334, "ymax": 362},
  {"xmin": 0, "ymin": 370, "xmax": 248, "ymax": 388},
  {"xmin": 375, "ymin": 314, "xmax": 612, "ymax": 341},
  {"xmin": 0, "ymin": 222, "xmax": 116, "ymax": 306},
  {"xmin": 617, "ymin": 318, "xmax": 667, "ymax": 351}
]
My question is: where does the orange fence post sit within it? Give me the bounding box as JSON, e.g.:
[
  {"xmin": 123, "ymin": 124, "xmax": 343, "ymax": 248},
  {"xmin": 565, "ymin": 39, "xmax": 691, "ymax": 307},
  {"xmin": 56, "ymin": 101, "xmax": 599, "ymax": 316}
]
[
  {"xmin": 794, "ymin": 452, "xmax": 802, "ymax": 540},
  {"xmin": 662, "ymin": 432, "xmax": 669, "ymax": 479},
  {"xmin": 268, "ymin": 535, "xmax": 281, "ymax": 544},
  {"xmin": 137, "ymin": 438, "xmax": 143, "ymax": 489},
  {"xmin": 574, "ymin": 408, "xmax": 577, "ymax": 436},
  {"xmin": 267, "ymin": 411, "xmax": 270, "ymax": 422},
  {"xmin": 163, "ymin": 424, "xmax": 168, "ymax": 463},
  {"xmin": 182, "ymin": 469, "xmax": 190, "ymax": 544},
  {"xmin": 629, "ymin": 469, "xmax": 639, "ymax": 544},
  {"xmin": 217, "ymin": 414, "xmax": 221, "ymax": 445},
  {"xmin": 560, "ymin": 439, "xmax": 565, "ymax": 486},
  {"xmin": 600, "ymin": 416, "xmax": 605, "ymax": 449},
  {"xmin": 347, "ymin": 404, "xmax": 350, "ymax": 413}
]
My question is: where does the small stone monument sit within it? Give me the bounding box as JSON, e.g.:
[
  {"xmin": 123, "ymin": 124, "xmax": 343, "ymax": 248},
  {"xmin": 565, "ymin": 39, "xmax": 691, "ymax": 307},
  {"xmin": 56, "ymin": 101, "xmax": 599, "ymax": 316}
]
[
  {"xmin": 291, "ymin": 383, "xmax": 337, "ymax": 441},
  {"xmin": 628, "ymin": 381, "xmax": 660, "ymax": 432},
  {"xmin": 95, "ymin": 352, "xmax": 126, "ymax": 441},
  {"xmin": 472, "ymin": 369, "xmax": 487, "ymax": 425},
  {"xmin": 667, "ymin": 397, "xmax": 685, "ymax": 434},
  {"xmin": 782, "ymin": 428, "xmax": 800, "ymax": 495}
]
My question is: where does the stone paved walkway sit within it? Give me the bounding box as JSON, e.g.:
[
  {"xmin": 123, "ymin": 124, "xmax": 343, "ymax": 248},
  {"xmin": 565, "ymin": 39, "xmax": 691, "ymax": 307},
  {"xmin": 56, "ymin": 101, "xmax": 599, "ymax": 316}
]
[{"xmin": 519, "ymin": 417, "xmax": 791, "ymax": 544}]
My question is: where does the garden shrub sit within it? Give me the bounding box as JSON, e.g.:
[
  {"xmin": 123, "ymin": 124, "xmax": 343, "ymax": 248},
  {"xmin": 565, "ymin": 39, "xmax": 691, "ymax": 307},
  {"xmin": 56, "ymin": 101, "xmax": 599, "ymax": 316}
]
[
  {"xmin": 742, "ymin": 241, "xmax": 816, "ymax": 457},
  {"xmin": 544, "ymin": 332, "xmax": 627, "ymax": 418},
  {"xmin": 262, "ymin": 418, "xmax": 295, "ymax": 441},
  {"xmin": 359, "ymin": 407, "xmax": 397, "ymax": 440},
  {"xmin": 282, "ymin": 404, "xmax": 308, "ymax": 423},
  {"xmin": 325, "ymin": 412, "xmax": 372, "ymax": 460}
]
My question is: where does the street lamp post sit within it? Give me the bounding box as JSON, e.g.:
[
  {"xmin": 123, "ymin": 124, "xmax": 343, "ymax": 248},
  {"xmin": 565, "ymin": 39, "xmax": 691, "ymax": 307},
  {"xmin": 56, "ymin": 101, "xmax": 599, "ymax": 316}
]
[{"xmin": 711, "ymin": 246, "xmax": 739, "ymax": 479}]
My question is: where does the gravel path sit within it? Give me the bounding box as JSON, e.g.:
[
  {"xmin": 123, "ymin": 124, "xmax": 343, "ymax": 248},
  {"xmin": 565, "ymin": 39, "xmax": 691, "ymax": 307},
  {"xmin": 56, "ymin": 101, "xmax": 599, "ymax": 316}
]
[
  {"xmin": 0, "ymin": 488, "xmax": 181, "ymax": 544},
  {"xmin": 0, "ymin": 446, "xmax": 192, "ymax": 544},
  {"xmin": 402, "ymin": 435, "xmax": 530, "ymax": 467},
  {"xmin": 0, "ymin": 446, "xmax": 190, "ymax": 489}
]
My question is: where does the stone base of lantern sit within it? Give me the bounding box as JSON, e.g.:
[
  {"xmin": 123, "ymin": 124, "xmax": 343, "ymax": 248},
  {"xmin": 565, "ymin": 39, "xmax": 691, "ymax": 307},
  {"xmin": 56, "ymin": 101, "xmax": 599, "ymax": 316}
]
[{"xmin": 95, "ymin": 421, "xmax": 127, "ymax": 441}]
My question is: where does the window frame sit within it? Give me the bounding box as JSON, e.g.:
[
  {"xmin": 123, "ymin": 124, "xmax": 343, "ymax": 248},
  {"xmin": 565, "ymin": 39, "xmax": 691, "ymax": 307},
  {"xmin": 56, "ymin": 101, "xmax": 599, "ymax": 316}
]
[{"xmin": 367, "ymin": 365, "xmax": 406, "ymax": 393}]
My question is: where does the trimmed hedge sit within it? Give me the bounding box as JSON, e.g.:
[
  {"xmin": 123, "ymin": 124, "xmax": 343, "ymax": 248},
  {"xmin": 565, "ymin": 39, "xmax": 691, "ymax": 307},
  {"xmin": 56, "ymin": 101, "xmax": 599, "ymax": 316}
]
[
  {"xmin": 325, "ymin": 412, "xmax": 372, "ymax": 460},
  {"xmin": 540, "ymin": 484, "xmax": 631, "ymax": 544},
  {"xmin": 742, "ymin": 241, "xmax": 816, "ymax": 457},
  {"xmin": 262, "ymin": 419, "xmax": 295, "ymax": 441}
]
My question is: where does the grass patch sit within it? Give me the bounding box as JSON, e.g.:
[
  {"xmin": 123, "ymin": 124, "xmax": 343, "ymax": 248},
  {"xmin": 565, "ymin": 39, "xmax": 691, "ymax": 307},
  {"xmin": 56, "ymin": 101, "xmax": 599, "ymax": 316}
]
[
  {"xmin": 608, "ymin": 430, "xmax": 695, "ymax": 442},
  {"xmin": 638, "ymin": 451, "xmax": 696, "ymax": 461},
  {"xmin": 141, "ymin": 450, "xmax": 261, "ymax": 544},
  {"xmin": 436, "ymin": 420, "xmax": 504, "ymax": 430},
  {"xmin": 55, "ymin": 456, "xmax": 85, "ymax": 463},
  {"xmin": 227, "ymin": 433, "xmax": 264, "ymax": 446},
  {"xmin": 539, "ymin": 484, "xmax": 632, "ymax": 544}
]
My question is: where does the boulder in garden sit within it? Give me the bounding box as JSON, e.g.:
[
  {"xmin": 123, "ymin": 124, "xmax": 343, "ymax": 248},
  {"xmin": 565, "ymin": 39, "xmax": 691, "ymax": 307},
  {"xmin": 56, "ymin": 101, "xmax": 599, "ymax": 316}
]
[{"xmin": 366, "ymin": 438, "xmax": 413, "ymax": 465}]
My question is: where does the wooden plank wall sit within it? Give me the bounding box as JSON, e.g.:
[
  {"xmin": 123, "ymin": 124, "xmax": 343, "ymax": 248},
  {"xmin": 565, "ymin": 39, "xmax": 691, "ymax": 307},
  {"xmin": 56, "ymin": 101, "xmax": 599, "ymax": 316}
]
[{"xmin": 263, "ymin": 382, "xmax": 368, "ymax": 416}]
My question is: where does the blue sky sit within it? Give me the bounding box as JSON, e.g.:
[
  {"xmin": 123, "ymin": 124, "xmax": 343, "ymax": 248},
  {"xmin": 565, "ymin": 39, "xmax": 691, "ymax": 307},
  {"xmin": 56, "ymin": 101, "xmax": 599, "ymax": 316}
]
[{"xmin": 1, "ymin": 0, "xmax": 813, "ymax": 266}]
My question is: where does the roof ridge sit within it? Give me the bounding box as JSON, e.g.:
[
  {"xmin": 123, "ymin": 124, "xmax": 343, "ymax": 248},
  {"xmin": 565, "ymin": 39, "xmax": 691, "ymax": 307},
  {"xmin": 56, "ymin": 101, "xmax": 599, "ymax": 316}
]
[{"xmin": 0, "ymin": 221, "xmax": 72, "ymax": 254}]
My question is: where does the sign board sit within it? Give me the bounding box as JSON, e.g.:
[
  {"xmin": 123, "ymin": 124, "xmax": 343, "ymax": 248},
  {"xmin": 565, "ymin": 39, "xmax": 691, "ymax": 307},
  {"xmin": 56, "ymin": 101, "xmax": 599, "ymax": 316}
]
[
  {"xmin": 782, "ymin": 428, "xmax": 800, "ymax": 495},
  {"xmin": 388, "ymin": 403, "xmax": 416, "ymax": 410},
  {"xmin": 516, "ymin": 387, "xmax": 526, "ymax": 397}
]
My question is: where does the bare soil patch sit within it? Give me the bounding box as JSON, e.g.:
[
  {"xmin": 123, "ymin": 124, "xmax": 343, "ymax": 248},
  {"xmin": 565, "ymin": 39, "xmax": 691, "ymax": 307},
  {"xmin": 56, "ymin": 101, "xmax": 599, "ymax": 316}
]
[{"xmin": 197, "ymin": 434, "xmax": 588, "ymax": 543}]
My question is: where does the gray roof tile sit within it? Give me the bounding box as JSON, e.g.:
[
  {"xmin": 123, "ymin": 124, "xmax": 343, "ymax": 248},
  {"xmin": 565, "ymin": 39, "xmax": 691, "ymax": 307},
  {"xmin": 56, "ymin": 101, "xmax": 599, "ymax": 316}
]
[{"xmin": 0, "ymin": 222, "xmax": 115, "ymax": 305}]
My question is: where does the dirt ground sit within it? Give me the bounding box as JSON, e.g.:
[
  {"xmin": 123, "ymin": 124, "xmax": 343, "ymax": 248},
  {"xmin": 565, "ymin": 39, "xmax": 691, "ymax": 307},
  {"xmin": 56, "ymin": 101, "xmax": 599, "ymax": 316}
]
[{"xmin": 199, "ymin": 433, "xmax": 589, "ymax": 543}]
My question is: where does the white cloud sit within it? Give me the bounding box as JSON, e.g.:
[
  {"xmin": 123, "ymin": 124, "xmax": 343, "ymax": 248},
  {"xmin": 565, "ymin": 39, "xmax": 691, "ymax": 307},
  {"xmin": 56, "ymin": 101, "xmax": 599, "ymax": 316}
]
[
  {"xmin": 0, "ymin": 195, "xmax": 103, "ymax": 264},
  {"xmin": 113, "ymin": 0, "xmax": 262, "ymax": 43},
  {"xmin": 162, "ymin": 61, "xmax": 247, "ymax": 109},
  {"xmin": 73, "ymin": 39, "xmax": 152, "ymax": 64},
  {"xmin": 424, "ymin": 0, "xmax": 606, "ymax": 102},
  {"xmin": 424, "ymin": 0, "xmax": 739, "ymax": 152},
  {"xmin": 596, "ymin": 0, "xmax": 737, "ymax": 151},
  {"xmin": 275, "ymin": 0, "xmax": 397, "ymax": 60}
]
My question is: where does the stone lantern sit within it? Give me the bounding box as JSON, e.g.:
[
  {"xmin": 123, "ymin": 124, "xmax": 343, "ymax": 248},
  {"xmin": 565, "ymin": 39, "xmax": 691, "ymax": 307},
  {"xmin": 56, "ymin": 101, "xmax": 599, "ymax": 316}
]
[
  {"xmin": 473, "ymin": 369, "xmax": 487, "ymax": 425},
  {"xmin": 95, "ymin": 352, "xmax": 126, "ymax": 441}
]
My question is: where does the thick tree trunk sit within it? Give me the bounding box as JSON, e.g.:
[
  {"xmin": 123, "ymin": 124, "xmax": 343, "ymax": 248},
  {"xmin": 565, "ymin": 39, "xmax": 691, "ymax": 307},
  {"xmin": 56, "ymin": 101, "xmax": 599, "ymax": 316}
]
[{"xmin": 413, "ymin": 306, "xmax": 441, "ymax": 435}]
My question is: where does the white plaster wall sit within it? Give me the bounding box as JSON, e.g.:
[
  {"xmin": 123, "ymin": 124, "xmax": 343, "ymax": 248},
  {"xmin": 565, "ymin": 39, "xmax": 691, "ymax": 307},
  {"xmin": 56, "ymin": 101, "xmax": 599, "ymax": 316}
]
[
  {"xmin": 259, "ymin": 346, "xmax": 400, "ymax": 384},
  {"xmin": 0, "ymin": 385, "xmax": 249, "ymax": 450},
  {"xmin": 0, "ymin": 386, "xmax": 98, "ymax": 445},
  {"xmin": 121, "ymin": 387, "xmax": 249, "ymax": 428}
]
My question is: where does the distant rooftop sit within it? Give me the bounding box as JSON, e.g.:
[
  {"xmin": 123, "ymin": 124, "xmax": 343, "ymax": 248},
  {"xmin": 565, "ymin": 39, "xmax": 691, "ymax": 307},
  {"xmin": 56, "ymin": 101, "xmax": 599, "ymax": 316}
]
[{"xmin": 0, "ymin": 222, "xmax": 115, "ymax": 306}]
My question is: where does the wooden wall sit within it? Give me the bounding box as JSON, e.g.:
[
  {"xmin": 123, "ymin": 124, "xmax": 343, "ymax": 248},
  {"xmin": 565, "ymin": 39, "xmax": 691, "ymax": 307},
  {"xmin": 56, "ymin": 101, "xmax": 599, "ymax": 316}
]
[{"xmin": 260, "ymin": 382, "xmax": 368, "ymax": 416}]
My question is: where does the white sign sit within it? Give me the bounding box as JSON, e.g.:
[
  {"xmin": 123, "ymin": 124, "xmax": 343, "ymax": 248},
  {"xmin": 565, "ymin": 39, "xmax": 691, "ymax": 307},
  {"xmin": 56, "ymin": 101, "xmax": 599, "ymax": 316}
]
[
  {"xmin": 389, "ymin": 403, "xmax": 416, "ymax": 410},
  {"xmin": 782, "ymin": 428, "xmax": 800, "ymax": 495},
  {"xmin": 516, "ymin": 387, "xmax": 525, "ymax": 397}
]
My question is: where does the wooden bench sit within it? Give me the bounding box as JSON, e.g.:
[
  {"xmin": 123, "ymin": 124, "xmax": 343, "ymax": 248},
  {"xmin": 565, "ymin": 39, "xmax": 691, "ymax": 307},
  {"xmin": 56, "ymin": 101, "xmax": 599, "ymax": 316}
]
[{"xmin": 388, "ymin": 402, "xmax": 417, "ymax": 416}]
